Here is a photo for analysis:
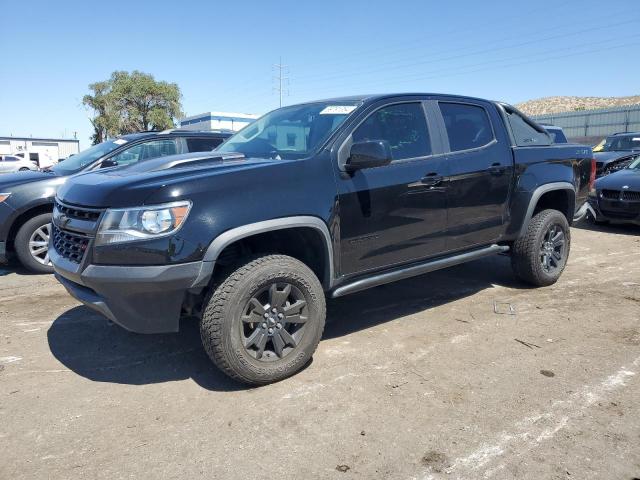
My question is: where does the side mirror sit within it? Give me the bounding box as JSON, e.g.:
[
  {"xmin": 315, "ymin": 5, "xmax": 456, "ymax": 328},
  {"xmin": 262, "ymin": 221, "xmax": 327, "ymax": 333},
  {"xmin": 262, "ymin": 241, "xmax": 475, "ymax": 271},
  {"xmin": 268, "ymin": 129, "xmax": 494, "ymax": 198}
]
[
  {"xmin": 345, "ymin": 140, "xmax": 392, "ymax": 172},
  {"xmin": 100, "ymin": 159, "xmax": 119, "ymax": 168}
]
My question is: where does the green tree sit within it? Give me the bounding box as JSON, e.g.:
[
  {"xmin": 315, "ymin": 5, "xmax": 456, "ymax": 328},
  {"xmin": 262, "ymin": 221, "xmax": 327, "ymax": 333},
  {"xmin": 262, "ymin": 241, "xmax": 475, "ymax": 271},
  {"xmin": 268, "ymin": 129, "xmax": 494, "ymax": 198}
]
[{"xmin": 83, "ymin": 71, "xmax": 183, "ymax": 144}]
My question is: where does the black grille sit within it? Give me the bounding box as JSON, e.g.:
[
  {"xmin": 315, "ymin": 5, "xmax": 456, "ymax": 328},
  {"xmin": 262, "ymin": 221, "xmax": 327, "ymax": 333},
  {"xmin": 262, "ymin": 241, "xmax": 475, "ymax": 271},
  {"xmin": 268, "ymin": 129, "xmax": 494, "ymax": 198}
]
[
  {"xmin": 623, "ymin": 190, "xmax": 640, "ymax": 201},
  {"xmin": 55, "ymin": 201, "xmax": 102, "ymax": 221},
  {"xmin": 52, "ymin": 225, "xmax": 90, "ymax": 263},
  {"xmin": 601, "ymin": 189, "xmax": 620, "ymax": 199}
]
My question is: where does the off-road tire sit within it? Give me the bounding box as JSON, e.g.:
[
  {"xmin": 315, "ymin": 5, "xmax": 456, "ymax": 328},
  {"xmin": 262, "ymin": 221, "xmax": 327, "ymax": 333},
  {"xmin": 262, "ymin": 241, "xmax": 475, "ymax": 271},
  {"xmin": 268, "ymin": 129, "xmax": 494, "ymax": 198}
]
[
  {"xmin": 14, "ymin": 213, "xmax": 54, "ymax": 274},
  {"xmin": 511, "ymin": 209, "xmax": 570, "ymax": 287},
  {"xmin": 201, "ymin": 254, "xmax": 326, "ymax": 385}
]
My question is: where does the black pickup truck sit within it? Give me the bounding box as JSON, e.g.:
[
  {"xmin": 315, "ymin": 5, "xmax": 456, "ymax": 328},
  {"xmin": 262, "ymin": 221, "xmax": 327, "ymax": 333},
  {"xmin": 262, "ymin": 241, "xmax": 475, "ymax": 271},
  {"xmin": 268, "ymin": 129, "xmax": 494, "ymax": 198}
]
[{"xmin": 51, "ymin": 94, "xmax": 594, "ymax": 385}]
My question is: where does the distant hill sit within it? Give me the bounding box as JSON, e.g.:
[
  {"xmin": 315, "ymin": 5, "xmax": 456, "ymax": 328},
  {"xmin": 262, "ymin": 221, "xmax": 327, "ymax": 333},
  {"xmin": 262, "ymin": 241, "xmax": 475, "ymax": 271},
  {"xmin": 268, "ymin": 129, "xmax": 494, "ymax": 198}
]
[{"xmin": 516, "ymin": 95, "xmax": 640, "ymax": 116}]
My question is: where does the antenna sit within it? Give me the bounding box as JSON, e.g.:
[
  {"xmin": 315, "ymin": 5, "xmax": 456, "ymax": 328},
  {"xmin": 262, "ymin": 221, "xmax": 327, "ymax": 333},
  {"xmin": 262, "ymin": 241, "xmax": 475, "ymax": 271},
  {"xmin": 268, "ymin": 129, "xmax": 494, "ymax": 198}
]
[{"xmin": 272, "ymin": 57, "xmax": 289, "ymax": 108}]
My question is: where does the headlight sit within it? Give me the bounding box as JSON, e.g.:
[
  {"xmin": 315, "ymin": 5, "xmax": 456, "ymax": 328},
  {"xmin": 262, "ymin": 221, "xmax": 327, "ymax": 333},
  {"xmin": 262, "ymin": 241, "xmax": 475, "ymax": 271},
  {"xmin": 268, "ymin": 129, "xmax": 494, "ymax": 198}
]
[
  {"xmin": 95, "ymin": 201, "xmax": 192, "ymax": 246},
  {"xmin": 0, "ymin": 193, "xmax": 11, "ymax": 203}
]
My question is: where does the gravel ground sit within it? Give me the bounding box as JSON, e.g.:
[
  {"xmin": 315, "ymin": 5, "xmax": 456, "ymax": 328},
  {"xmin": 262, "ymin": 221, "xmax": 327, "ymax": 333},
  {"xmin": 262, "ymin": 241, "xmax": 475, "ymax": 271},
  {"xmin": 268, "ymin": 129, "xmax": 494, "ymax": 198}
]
[{"xmin": 1, "ymin": 222, "xmax": 639, "ymax": 480}]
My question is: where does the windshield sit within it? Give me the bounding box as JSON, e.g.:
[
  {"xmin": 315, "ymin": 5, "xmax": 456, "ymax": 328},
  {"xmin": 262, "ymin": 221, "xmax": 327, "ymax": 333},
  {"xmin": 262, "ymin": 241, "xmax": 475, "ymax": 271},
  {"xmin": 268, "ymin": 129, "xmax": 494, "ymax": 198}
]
[
  {"xmin": 601, "ymin": 135, "xmax": 640, "ymax": 152},
  {"xmin": 50, "ymin": 140, "xmax": 123, "ymax": 174},
  {"xmin": 216, "ymin": 102, "xmax": 360, "ymax": 159},
  {"xmin": 628, "ymin": 157, "xmax": 640, "ymax": 169}
]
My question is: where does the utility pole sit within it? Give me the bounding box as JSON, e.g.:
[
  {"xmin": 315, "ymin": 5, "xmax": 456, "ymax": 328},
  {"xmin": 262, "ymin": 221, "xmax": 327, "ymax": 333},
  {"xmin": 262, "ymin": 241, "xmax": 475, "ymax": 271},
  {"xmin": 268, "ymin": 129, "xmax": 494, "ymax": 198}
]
[{"xmin": 272, "ymin": 57, "xmax": 289, "ymax": 108}]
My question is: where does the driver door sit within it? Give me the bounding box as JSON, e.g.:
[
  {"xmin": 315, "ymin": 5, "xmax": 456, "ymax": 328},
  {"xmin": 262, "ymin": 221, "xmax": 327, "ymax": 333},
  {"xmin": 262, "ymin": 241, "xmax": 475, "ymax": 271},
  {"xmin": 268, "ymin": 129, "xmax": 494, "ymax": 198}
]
[{"xmin": 336, "ymin": 101, "xmax": 449, "ymax": 275}]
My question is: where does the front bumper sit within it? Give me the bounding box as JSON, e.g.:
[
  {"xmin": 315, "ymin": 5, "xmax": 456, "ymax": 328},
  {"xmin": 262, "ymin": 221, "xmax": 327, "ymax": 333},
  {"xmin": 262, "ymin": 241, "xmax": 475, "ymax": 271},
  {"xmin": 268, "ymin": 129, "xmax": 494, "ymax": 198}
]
[
  {"xmin": 0, "ymin": 201, "xmax": 16, "ymax": 263},
  {"xmin": 587, "ymin": 197, "xmax": 640, "ymax": 225},
  {"xmin": 51, "ymin": 247, "xmax": 211, "ymax": 333}
]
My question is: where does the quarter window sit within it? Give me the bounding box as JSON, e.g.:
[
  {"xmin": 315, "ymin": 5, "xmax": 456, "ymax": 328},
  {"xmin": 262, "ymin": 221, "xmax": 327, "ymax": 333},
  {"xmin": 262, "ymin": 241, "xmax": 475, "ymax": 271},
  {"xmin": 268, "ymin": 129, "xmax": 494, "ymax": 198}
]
[
  {"xmin": 352, "ymin": 103, "xmax": 431, "ymax": 160},
  {"xmin": 439, "ymin": 102, "xmax": 494, "ymax": 152},
  {"xmin": 503, "ymin": 107, "xmax": 551, "ymax": 147}
]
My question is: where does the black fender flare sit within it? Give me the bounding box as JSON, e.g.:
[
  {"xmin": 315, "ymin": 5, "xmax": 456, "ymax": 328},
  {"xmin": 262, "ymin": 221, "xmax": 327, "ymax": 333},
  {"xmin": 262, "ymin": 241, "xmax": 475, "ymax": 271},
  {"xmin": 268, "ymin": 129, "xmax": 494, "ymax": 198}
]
[
  {"xmin": 518, "ymin": 182, "xmax": 576, "ymax": 238},
  {"xmin": 191, "ymin": 216, "xmax": 335, "ymax": 289}
]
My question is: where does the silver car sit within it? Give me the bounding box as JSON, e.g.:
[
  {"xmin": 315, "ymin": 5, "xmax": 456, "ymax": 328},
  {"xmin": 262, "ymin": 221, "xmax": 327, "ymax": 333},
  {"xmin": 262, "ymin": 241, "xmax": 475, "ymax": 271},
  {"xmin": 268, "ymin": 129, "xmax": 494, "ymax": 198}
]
[{"xmin": 0, "ymin": 155, "xmax": 39, "ymax": 174}]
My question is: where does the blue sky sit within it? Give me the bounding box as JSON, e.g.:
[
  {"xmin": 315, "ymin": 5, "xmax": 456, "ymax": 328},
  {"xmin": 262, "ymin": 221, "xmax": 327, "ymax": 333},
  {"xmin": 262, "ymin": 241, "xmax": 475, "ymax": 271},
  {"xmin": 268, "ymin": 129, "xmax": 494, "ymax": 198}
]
[{"xmin": 1, "ymin": 0, "xmax": 639, "ymax": 148}]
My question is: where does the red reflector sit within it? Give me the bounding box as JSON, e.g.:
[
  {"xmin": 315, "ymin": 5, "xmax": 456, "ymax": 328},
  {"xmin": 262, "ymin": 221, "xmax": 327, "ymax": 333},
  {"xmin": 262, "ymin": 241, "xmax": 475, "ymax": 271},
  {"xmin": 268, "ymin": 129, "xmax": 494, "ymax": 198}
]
[{"xmin": 589, "ymin": 158, "xmax": 596, "ymax": 189}]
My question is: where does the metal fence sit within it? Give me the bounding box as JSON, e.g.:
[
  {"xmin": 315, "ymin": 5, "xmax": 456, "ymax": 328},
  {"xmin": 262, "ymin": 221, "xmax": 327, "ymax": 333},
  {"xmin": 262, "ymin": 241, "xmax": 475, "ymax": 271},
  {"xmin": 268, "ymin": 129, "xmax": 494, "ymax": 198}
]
[{"xmin": 531, "ymin": 104, "xmax": 640, "ymax": 144}]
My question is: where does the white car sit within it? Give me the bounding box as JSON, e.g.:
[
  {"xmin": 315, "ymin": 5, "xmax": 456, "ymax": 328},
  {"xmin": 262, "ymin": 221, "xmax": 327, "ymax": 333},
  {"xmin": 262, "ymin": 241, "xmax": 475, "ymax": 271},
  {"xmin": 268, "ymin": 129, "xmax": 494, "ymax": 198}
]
[{"xmin": 0, "ymin": 155, "xmax": 39, "ymax": 174}]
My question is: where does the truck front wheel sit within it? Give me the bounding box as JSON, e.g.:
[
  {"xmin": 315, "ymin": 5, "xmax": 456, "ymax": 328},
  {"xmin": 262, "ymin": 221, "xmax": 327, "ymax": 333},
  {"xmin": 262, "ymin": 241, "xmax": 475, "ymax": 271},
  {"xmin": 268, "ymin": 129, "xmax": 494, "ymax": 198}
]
[
  {"xmin": 511, "ymin": 209, "xmax": 571, "ymax": 287},
  {"xmin": 201, "ymin": 254, "xmax": 326, "ymax": 385}
]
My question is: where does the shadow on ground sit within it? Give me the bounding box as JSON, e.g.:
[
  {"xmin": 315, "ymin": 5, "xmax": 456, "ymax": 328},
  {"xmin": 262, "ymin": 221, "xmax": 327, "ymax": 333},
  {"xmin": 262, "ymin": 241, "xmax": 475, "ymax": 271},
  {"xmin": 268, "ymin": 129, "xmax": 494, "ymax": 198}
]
[
  {"xmin": 48, "ymin": 255, "xmax": 521, "ymax": 390},
  {"xmin": 0, "ymin": 260, "xmax": 43, "ymax": 277},
  {"xmin": 573, "ymin": 219, "xmax": 640, "ymax": 236}
]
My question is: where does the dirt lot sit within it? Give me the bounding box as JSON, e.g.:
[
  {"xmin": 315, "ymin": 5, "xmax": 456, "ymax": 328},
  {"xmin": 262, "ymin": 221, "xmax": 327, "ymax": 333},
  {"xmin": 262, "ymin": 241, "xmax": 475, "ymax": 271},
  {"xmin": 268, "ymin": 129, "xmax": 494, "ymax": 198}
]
[{"xmin": 1, "ymin": 222, "xmax": 639, "ymax": 480}]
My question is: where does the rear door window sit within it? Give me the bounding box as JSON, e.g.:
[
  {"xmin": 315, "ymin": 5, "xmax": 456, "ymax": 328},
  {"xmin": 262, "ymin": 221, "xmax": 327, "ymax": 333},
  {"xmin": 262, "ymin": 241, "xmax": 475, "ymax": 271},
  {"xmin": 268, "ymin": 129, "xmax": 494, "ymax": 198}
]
[
  {"xmin": 352, "ymin": 102, "xmax": 431, "ymax": 160},
  {"xmin": 439, "ymin": 102, "xmax": 494, "ymax": 152},
  {"xmin": 186, "ymin": 137, "xmax": 225, "ymax": 152}
]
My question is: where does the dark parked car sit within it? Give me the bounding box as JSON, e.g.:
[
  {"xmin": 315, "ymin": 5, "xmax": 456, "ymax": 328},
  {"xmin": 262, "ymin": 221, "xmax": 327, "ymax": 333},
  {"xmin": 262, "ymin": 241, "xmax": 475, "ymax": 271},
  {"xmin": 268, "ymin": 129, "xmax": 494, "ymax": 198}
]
[
  {"xmin": 51, "ymin": 94, "xmax": 593, "ymax": 385},
  {"xmin": 587, "ymin": 156, "xmax": 640, "ymax": 225},
  {"xmin": 593, "ymin": 132, "xmax": 640, "ymax": 177},
  {"xmin": 0, "ymin": 129, "xmax": 231, "ymax": 273},
  {"xmin": 541, "ymin": 124, "xmax": 568, "ymax": 144}
]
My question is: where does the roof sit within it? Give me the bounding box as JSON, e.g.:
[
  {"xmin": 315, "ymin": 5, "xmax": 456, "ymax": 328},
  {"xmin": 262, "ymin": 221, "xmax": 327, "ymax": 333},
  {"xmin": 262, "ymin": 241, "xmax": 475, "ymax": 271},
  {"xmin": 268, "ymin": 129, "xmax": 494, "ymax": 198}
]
[
  {"xmin": 180, "ymin": 111, "xmax": 259, "ymax": 122},
  {"xmin": 609, "ymin": 132, "xmax": 640, "ymax": 137},
  {"xmin": 0, "ymin": 136, "xmax": 79, "ymax": 143},
  {"xmin": 117, "ymin": 130, "xmax": 233, "ymax": 141},
  {"xmin": 308, "ymin": 93, "xmax": 497, "ymax": 105}
]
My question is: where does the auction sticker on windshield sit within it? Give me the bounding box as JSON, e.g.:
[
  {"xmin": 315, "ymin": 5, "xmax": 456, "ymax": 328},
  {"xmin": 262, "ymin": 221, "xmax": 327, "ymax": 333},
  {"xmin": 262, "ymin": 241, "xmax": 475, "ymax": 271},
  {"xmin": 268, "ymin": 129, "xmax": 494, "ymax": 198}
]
[{"xmin": 320, "ymin": 105, "xmax": 357, "ymax": 115}]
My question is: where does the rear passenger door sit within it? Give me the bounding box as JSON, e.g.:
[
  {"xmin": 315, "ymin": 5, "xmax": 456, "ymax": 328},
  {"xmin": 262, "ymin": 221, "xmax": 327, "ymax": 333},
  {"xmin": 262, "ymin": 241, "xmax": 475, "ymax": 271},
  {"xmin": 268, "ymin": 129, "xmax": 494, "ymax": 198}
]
[{"xmin": 436, "ymin": 101, "xmax": 513, "ymax": 251}]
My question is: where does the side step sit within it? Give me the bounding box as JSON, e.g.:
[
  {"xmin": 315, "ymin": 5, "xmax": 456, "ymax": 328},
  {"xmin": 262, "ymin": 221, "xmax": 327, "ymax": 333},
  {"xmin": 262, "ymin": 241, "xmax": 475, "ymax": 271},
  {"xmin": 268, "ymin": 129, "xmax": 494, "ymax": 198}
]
[{"xmin": 330, "ymin": 244, "xmax": 510, "ymax": 298}]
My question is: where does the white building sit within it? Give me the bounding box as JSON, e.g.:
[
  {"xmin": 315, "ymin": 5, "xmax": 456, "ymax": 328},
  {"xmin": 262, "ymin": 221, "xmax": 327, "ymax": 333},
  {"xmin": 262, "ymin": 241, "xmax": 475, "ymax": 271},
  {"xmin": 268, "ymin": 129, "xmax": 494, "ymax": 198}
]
[
  {"xmin": 0, "ymin": 136, "xmax": 80, "ymax": 167},
  {"xmin": 179, "ymin": 111, "xmax": 259, "ymax": 132}
]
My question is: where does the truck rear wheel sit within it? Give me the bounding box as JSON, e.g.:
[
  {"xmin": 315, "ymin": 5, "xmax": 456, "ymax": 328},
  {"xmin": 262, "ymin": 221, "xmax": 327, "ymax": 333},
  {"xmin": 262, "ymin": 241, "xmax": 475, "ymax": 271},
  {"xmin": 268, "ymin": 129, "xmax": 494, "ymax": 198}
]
[
  {"xmin": 511, "ymin": 209, "xmax": 570, "ymax": 287},
  {"xmin": 201, "ymin": 254, "xmax": 326, "ymax": 385}
]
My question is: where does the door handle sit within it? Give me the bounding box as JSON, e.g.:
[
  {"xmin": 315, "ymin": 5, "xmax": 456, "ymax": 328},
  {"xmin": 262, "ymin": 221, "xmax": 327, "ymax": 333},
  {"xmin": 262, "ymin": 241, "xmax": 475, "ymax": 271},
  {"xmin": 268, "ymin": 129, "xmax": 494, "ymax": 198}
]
[
  {"xmin": 421, "ymin": 172, "xmax": 443, "ymax": 187},
  {"xmin": 489, "ymin": 162, "xmax": 506, "ymax": 175}
]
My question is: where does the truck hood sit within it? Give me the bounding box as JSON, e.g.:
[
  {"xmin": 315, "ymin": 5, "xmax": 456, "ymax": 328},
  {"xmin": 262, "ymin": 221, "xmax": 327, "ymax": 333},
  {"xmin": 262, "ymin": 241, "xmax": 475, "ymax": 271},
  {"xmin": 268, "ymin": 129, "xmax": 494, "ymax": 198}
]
[
  {"xmin": 595, "ymin": 168, "xmax": 640, "ymax": 190},
  {"xmin": 56, "ymin": 153, "xmax": 279, "ymax": 208},
  {"xmin": 0, "ymin": 170, "xmax": 60, "ymax": 190},
  {"xmin": 593, "ymin": 151, "xmax": 638, "ymax": 165}
]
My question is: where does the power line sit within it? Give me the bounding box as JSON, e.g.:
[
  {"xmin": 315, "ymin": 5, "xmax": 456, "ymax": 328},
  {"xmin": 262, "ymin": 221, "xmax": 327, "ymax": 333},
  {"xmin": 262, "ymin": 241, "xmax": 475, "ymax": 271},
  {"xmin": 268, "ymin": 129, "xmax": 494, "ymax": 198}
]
[
  {"xmin": 291, "ymin": 15, "xmax": 640, "ymax": 86},
  {"xmin": 272, "ymin": 57, "xmax": 290, "ymax": 108},
  {"xmin": 291, "ymin": 32, "xmax": 640, "ymax": 96},
  {"xmin": 289, "ymin": 37, "xmax": 640, "ymax": 100},
  {"xmin": 290, "ymin": 0, "xmax": 581, "ymax": 72}
]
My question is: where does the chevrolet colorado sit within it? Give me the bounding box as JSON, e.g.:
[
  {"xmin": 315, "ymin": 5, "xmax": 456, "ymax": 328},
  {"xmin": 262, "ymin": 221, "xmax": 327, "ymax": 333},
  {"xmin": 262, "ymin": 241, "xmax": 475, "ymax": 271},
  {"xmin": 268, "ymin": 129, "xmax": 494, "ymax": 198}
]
[{"xmin": 50, "ymin": 94, "xmax": 594, "ymax": 385}]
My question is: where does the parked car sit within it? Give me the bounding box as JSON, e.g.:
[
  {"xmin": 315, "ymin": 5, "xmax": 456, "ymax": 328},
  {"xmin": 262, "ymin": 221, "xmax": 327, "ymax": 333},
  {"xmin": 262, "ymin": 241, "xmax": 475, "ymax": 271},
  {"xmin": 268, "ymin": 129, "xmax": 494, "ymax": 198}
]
[
  {"xmin": 51, "ymin": 94, "xmax": 593, "ymax": 385},
  {"xmin": 592, "ymin": 138, "xmax": 606, "ymax": 152},
  {"xmin": 0, "ymin": 129, "xmax": 231, "ymax": 273},
  {"xmin": 587, "ymin": 156, "xmax": 640, "ymax": 225},
  {"xmin": 0, "ymin": 155, "xmax": 39, "ymax": 173},
  {"xmin": 13, "ymin": 151, "xmax": 56, "ymax": 169},
  {"xmin": 593, "ymin": 132, "xmax": 640, "ymax": 177},
  {"xmin": 541, "ymin": 124, "xmax": 568, "ymax": 144}
]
